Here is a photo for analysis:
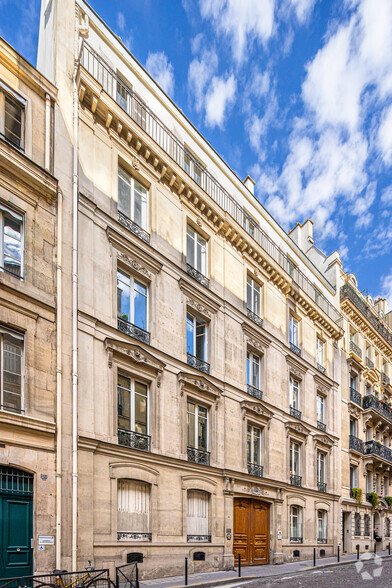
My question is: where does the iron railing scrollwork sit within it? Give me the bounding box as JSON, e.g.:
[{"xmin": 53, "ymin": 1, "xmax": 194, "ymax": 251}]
[
  {"xmin": 363, "ymin": 394, "xmax": 392, "ymax": 423},
  {"xmin": 186, "ymin": 264, "xmax": 209, "ymax": 288},
  {"xmin": 187, "ymin": 534, "xmax": 211, "ymax": 542},
  {"xmin": 118, "ymin": 317, "xmax": 151, "ymax": 345},
  {"xmin": 365, "ymin": 440, "xmax": 392, "ymax": 464},
  {"xmin": 118, "ymin": 429, "xmax": 151, "ymax": 452},
  {"xmin": 382, "ymin": 372, "xmax": 391, "ymax": 387},
  {"xmin": 187, "ymin": 446, "xmax": 210, "ymax": 465},
  {"xmin": 349, "ymin": 435, "xmax": 364, "ymax": 453},
  {"xmin": 317, "ymin": 481, "xmax": 327, "ymax": 493},
  {"xmin": 350, "ymin": 387, "xmax": 362, "ymax": 406},
  {"xmin": 248, "ymin": 463, "xmax": 263, "ymax": 477},
  {"xmin": 290, "ymin": 474, "xmax": 302, "ymax": 487},
  {"xmin": 317, "ymin": 421, "xmax": 326, "ymax": 432},
  {"xmin": 366, "ymin": 357, "xmax": 374, "ymax": 370},
  {"xmin": 118, "ymin": 211, "xmax": 150, "ymax": 244},
  {"xmin": 290, "ymin": 536, "xmax": 303, "ymax": 543},
  {"xmin": 317, "ymin": 363, "xmax": 326, "ymax": 375},
  {"xmin": 290, "ymin": 406, "xmax": 302, "ymax": 420},
  {"xmin": 247, "ymin": 384, "xmax": 263, "ymax": 400},
  {"xmin": 187, "ymin": 352, "xmax": 210, "ymax": 374},
  {"xmin": 349, "ymin": 340, "xmax": 362, "ymax": 359},
  {"xmin": 290, "ymin": 342, "xmax": 301, "ymax": 357},
  {"xmin": 117, "ymin": 532, "xmax": 152, "ymax": 542},
  {"xmin": 247, "ymin": 308, "xmax": 263, "ymax": 328},
  {"xmin": 318, "ymin": 537, "xmax": 327, "ymax": 544}
]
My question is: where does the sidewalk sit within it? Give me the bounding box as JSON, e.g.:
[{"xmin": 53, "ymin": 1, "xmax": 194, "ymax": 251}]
[{"xmin": 140, "ymin": 549, "xmax": 392, "ymax": 588}]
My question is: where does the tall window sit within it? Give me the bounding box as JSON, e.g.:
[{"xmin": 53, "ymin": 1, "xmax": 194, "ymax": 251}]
[
  {"xmin": 1, "ymin": 90, "xmax": 24, "ymax": 150},
  {"xmin": 317, "ymin": 510, "xmax": 327, "ymax": 542},
  {"xmin": 290, "ymin": 506, "xmax": 303, "ymax": 542},
  {"xmin": 186, "ymin": 313, "xmax": 208, "ymax": 363},
  {"xmin": 350, "ymin": 417, "xmax": 357, "ymax": 437},
  {"xmin": 184, "ymin": 148, "xmax": 204, "ymax": 187},
  {"xmin": 247, "ymin": 351, "xmax": 260, "ymax": 390},
  {"xmin": 187, "ymin": 401, "xmax": 208, "ymax": 452},
  {"xmin": 117, "ymin": 479, "xmax": 151, "ymax": 541},
  {"xmin": 317, "ymin": 452, "xmax": 326, "ymax": 490},
  {"xmin": 118, "ymin": 167, "xmax": 148, "ymax": 229},
  {"xmin": 350, "ymin": 465, "xmax": 358, "ymax": 490},
  {"xmin": 187, "ymin": 490, "xmax": 210, "ymax": 541},
  {"xmin": 0, "ymin": 205, "xmax": 23, "ymax": 278},
  {"xmin": 366, "ymin": 471, "xmax": 372, "ymax": 494},
  {"xmin": 117, "ymin": 270, "xmax": 148, "ymax": 331},
  {"xmin": 289, "ymin": 315, "xmax": 299, "ymax": 347},
  {"xmin": 316, "ymin": 394, "xmax": 325, "ymax": 424},
  {"xmin": 247, "ymin": 425, "xmax": 262, "ymax": 466},
  {"xmin": 354, "ymin": 513, "xmax": 361, "ymax": 536},
  {"xmin": 186, "ymin": 225, "xmax": 207, "ymax": 275},
  {"xmin": 117, "ymin": 375, "xmax": 148, "ymax": 436},
  {"xmin": 350, "ymin": 374, "xmax": 358, "ymax": 391},
  {"xmin": 386, "ymin": 518, "xmax": 391, "ymax": 538},
  {"xmin": 364, "ymin": 514, "xmax": 370, "ymax": 536},
  {"xmin": 289, "ymin": 378, "xmax": 300, "ymax": 410},
  {"xmin": 316, "ymin": 337, "xmax": 324, "ymax": 367},
  {"xmin": 0, "ymin": 329, "xmax": 23, "ymax": 413},
  {"xmin": 290, "ymin": 441, "xmax": 300, "ymax": 476},
  {"xmin": 247, "ymin": 276, "xmax": 260, "ymax": 317},
  {"xmin": 384, "ymin": 476, "xmax": 389, "ymax": 497}
]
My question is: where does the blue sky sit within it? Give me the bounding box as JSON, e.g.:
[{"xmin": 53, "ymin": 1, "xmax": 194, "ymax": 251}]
[{"xmin": 1, "ymin": 0, "xmax": 392, "ymax": 306}]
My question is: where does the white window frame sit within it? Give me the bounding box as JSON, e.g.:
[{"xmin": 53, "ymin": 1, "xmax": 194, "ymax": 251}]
[
  {"xmin": 290, "ymin": 505, "xmax": 303, "ymax": 541},
  {"xmin": 0, "ymin": 82, "xmax": 26, "ymax": 150},
  {"xmin": 317, "ymin": 451, "xmax": 326, "ymax": 484},
  {"xmin": 187, "ymin": 489, "xmax": 210, "ymax": 540},
  {"xmin": 316, "ymin": 337, "xmax": 324, "ymax": 366},
  {"xmin": 117, "ymin": 166, "xmax": 148, "ymax": 230},
  {"xmin": 317, "ymin": 510, "xmax": 327, "ymax": 542},
  {"xmin": 186, "ymin": 225, "xmax": 207, "ymax": 276},
  {"xmin": 350, "ymin": 465, "xmax": 358, "ymax": 489},
  {"xmin": 186, "ymin": 313, "xmax": 208, "ymax": 362},
  {"xmin": 289, "ymin": 315, "xmax": 299, "ymax": 347},
  {"xmin": 0, "ymin": 327, "xmax": 25, "ymax": 413},
  {"xmin": 117, "ymin": 269, "xmax": 149, "ymax": 330},
  {"xmin": 184, "ymin": 147, "xmax": 205, "ymax": 187},
  {"xmin": 247, "ymin": 276, "xmax": 261, "ymax": 316},
  {"xmin": 290, "ymin": 441, "xmax": 301, "ymax": 476},
  {"xmin": 187, "ymin": 401, "xmax": 209, "ymax": 451},
  {"xmin": 316, "ymin": 394, "xmax": 325, "ymax": 424},
  {"xmin": 289, "ymin": 377, "xmax": 300, "ymax": 410},
  {"xmin": 117, "ymin": 479, "xmax": 151, "ymax": 538},
  {"xmin": 247, "ymin": 351, "xmax": 260, "ymax": 390},
  {"xmin": 247, "ymin": 424, "xmax": 262, "ymax": 465},
  {"xmin": 0, "ymin": 203, "xmax": 24, "ymax": 278},
  {"xmin": 117, "ymin": 374, "xmax": 149, "ymax": 435}
]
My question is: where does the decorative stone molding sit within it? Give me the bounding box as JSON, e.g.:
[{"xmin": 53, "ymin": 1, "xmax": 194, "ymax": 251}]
[
  {"xmin": 286, "ymin": 355, "xmax": 307, "ymax": 380},
  {"xmin": 179, "ymin": 278, "xmax": 221, "ymax": 316},
  {"xmin": 313, "ymin": 433, "xmax": 335, "ymax": 450},
  {"xmin": 177, "ymin": 371, "xmax": 222, "ymax": 401},
  {"xmin": 105, "ymin": 339, "xmax": 165, "ymax": 384},
  {"xmin": 109, "ymin": 462, "xmax": 159, "ymax": 485},
  {"xmin": 106, "ymin": 226, "xmax": 162, "ymax": 274},
  {"xmin": 313, "ymin": 373, "xmax": 333, "ymax": 391},
  {"xmin": 348, "ymin": 404, "xmax": 362, "ymax": 419},
  {"xmin": 131, "ymin": 156, "xmax": 140, "ymax": 170},
  {"xmin": 117, "ymin": 252, "xmax": 152, "ymax": 279},
  {"xmin": 181, "ymin": 475, "xmax": 217, "ymax": 493},
  {"xmin": 242, "ymin": 323, "xmax": 271, "ymax": 353},
  {"xmin": 285, "ymin": 421, "xmax": 311, "ymax": 439},
  {"xmin": 241, "ymin": 400, "xmax": 273, "ymax": 426},
  {"xmin": 186, "ymin": 297, "xmax": 211, "ymax": 318}
]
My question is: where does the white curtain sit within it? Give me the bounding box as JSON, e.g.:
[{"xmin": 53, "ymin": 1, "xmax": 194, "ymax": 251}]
[
  {"xmin": 117, "ymin": 480, "xmax": 150, "ymax": 533},
  {"xmin": 187, "ymin": 490, "xmax": 209, "ymax": 536}
]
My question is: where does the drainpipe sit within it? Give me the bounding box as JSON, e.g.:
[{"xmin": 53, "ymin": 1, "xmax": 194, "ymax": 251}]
[
  {"xmin": 56, "ymin": 185, "xmax": 63, "ymax": 568},
  {"xmin": 45, "ymin": 94, "xmax": 51, "ymax": 171}
]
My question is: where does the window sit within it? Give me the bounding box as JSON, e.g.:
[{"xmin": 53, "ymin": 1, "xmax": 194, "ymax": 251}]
[
  {"xmin": 317, "ymin": 510, "xmax": 327, "ymax": 543},
  {"xmin": 0, "ymin": 204, "xmax": 23, "ymax": 278},
  {"xmin": 350, "ymin": 418, "xmax": 357, "ymax": 437},
  {"xmin": 350, "ymin": 465, "xmax": 358, "ymax": 490},
  {"xmin": 1, "ymin": 88, "xmax": 25, "ymax": 150},
  {"xmin": 116, "ymin": 78, "xmax": 128, "ymax": 111},
  {"xmin": 187, "ymin": 490, "xmax": 210, "ymax": 542},
  {"xmin": 186, "ymin": 313, "xmax": 208, "ymax": 365},
  {"xmin": 247, "ymin": 276, "xmax": 260, "ymax": 317},
  {"xmin": 384, "ymin": 476, "xmax": 389, "ymax": 497},
  {"xmin": 187, "ymin": 401, "xmax": 208, "ymax": 452},
  {"xmin": 375, "ymin": 473, "xmax": 380, "ymax": 495},
  {"xmin": 316, "ymin": 337, "xmax": 324, "ymax": 367},
  {"xmin": 290, "ymin": 506, "xmax": 303, "ymax": 542},
  {"xmin": 289, "ymin": 378, "xmax": 300, "ymax": 410},
  {"xmin": 350, "ymin": 374, "xmax": 358, "ymax": 391},
  {"xmin": 117, "ymin": 270, "xmax": 148, "ymax": 334},
  {"xmin": 366, "ymin": 471, "xmax": 372, "ymax": 494},
  {"xmin": 317, "ymin": 452, "xmax": 326, "ymax": 491},
  {"xmin": 184, "ymin": 147, "xmax": 205, "ymax": 187},
  {"xmin": 247, "ymin": 351, "xmax": 260, "ymax": 391},
  {"xmin": 366, "ymin": 426, "xmax": 372, "ymax": 441},
  {"xmin": 118, "ymin": 375, "xmax": 148, "ymax": 436},
  {"xmin": 290, "ymin": 441, "xmax": 300, "ymax": 476},
  {"xmin": 316, "ymin": 395, "xmax": 325, "ymax": 424},
  {"xmin": 118, "ymin": 167, "xmax": 148, "ymax": 229},
  {"xmin": 364, "ymin": 514, "xmax": 370, "ymax": 536},
  {"xmin": 287, "ymin": 258, "xmax": 297, "ymax": 279},
  {"xmin": 289, "ymin": 315, "xmax": 299, "ymax": 347},
  {"xmin": 386, "ymin": 518, "xmax": 390, "ymax": 538},
  {"xmin": 247, "ymin": 425, "xmax": 262, "ymax": 466},
  {"xmin": 354, "ymin": 513, "xmax": 361, "ymax": 536},
  {"xmin": 0, "ymin": 329, "xmax": 24, "ymax": 413},
  {"xmin": 117, "ymin": 479, "xmax": 151, "ymax": 541},
  {"xmin": 186, "ymin": 225, "xmax": 207, "ymax": 276}
]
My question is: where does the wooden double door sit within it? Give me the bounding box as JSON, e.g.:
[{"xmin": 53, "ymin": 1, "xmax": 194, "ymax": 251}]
[{"xmin": 233, "ymin": 498, "xmax": 270, "ymax": 565}]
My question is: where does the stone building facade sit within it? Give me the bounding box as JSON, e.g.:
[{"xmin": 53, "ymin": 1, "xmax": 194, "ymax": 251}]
[
  {"xmin": 0, "ymin": 38, "xmax": 58, "ymax": 577},
  {"xmin": 36, "ymin": 0, "xmax": 346, "ymax": 578}
]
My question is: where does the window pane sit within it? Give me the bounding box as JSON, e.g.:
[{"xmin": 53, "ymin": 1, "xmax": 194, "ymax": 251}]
[
  {"xmin": 252, "ymin": 355, "xmax": 260, "ymax": 388},
  {"xmin": 117, "ymin": 375, "xmax": 131, "ymax": 430},
  {"xmin": 187, "ymin": 227, "xmax": 195, "ymax": 267},
  {"xmin": 253, "ymin": 428, "xmax": 261, "ymax": 464},
  {"xmin": 3, "ymin": 214, "xmax": 22, "ymax": 276},
  {"xmin": 134, "ymin": 280, "xmax": 147, "ymax": 330},
  {"xmin": 198, "ymin": 406, "xmax": 208, "ymax": 450},
  {"xmin": 247, "ymin": 277, "xmax": 252, "ymax": 311},
  {"xmin": 117, "ymin": 479, "xmax": 150, "ymax": 533},
  {"xmin": 117, "ymin": 271, "xmax": 131, "ymax": 321},
  {"xmin": 187, "ymin": 402, "xmax": 196, "ymax": 447},
  {"xmin": 133, "ymin": 180, "xmax": 148, "ymax": 228},
  {"xmin": 3, "ymin": 334, "xmax": 22, "ymax": 411},
  {"xmin": 186, "ymin": 314, "xmax": 194, "ymax": 355},
  {"xmin": 196, "ymin": 235, "xmax": 206, "ymax": 274},
  {"xmin": 196, "ymin": 323, "xmax": 206, "ymax": 361},
  {"xmin": 118, "ymin": 169, "xmax": 131, "ymax": 217},
  {"xmin": 246, "ymin": 352, "xmax": 250, "ymax": 386},
  {"xmin": 253, "ymin": 283, "xmax": 260, "ymax": 316},
  {"xmin": 187, "ymin": 490, "xmax": 209, "ymax": 536},
  {"xmin": 5, "ymin": 96, "xmax": 23, "ymax": 148},
  {"xmin": 247, "ymin": 425, "xmax": 251, "ymax": 462},
  {"xmin": 134, "ymin": 382, "xmax": 148, "ymax": 435}
]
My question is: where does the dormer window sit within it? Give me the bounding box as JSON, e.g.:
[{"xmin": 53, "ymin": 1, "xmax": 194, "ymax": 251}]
[{"xmin": 1, "ymin": 85, "xmax": 25, "ymax": 151}]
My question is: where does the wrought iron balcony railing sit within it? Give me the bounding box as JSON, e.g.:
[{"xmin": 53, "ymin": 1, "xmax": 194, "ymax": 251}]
[
  {"xmin": 290, "ymin": 535, "xmax": 303, "ymax": 543},
  {"xmin": 350, "ymin": 387, "xmax": 362, "ymax": 406},
  {"xmin": 187, "ymin": 535, "xmax": 211, "ymax": 542},
  {"xmin": 366, "ymin": 357, "xmax": 375, "ymax": 370},
  {"xmin": 187, "ymin": 446, "xmax": 210, "ymax": 466},
  {"xmin": 186, "ymin": 263, "xmax": 209, "ymax": 288},
  {"xmin": 290, "ymin": 406, "xmax": 302, "ymax": 420},
  {"xmin": 317, "ymin": 363, "xmax": 326, "ymax": 374},
  {"xmin": 117, "ymin": 532, "xmax": 152, "ymax": 541},
  {"xmin": 118, "ymin": 317, "xmax": 151, "ymax": 345},
  {"xmin": 118, "ymin": 429, "xmax": 151, "ymax": 452},
  {"xmin": 341, "ymin": 283, "xmax": 392, "ymax": 347},
  {"xmin": 349, "ymin": 435, "xmax": 364, "ymax": 453},
  {"xmin": 118, "ymin": 211, "xmax": 150, "ymax": 244},
  {"xmin": 317, "ymin": 481, "xmax": 327, "ymax": 492},
  {"xmin": 290, "ymin": 342, "xmax": 301, "ymax": 356},
  {"xmin": 318, "ymin": 537, "xmax": 327, "ymax": 544},
  {"xmin": 290, "ymin": 474, "xmax": 302, "ymax": 487},
  {"xmin": 317, "ymin": 421, "xmax": 326, "ymax": 432},
  {"xmin": 248, "ymin": 463, "xmax": 263, "ymax": 477},
  {"xmin": 187, "ymin": 352, "xmax": 210, "ymax": 374},
  {"xmin": 349, "ymin": 340, "xmax": 362, "ymax": 359},
  {"xmin": 247, "ymin": 308, "xmax": 263, "ymax": 328},
  {"xmin": 382, "ymin": 372, "xmax": 391, "ymax": 387},
  {"xmin": 365, "ymin": 440, "xmax": 392, "ymax": 464},
  {"xmin": 247, "ymin": 384, "xmax": 263, "ymax": 400},
  {"xmin": 363, "ymin": 394, "xmax": 392, "ymax": 423},
  {"xmin": 80, "ymin": 40, "xmax": 342, "ymax": 329}
]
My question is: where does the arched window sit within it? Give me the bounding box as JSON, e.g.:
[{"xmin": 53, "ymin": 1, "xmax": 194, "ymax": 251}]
[
  {"xmin": 317, "ymin": 510, "xmax": 327, "ymax": 543},
  {"xmin": 290, "ymin": 505, "xmax": 303, "ymax": 543},
  {"xmin": 386, "ymin": 518, "xmax": 390, "ymax": 538},
  {"xmin": 354, "ymin": 513, "xmax": 361, "ymax": 536},
  {"xmin": 364, "ymin": 514, "xmax": 370, "ymax": 536},
  {"xmin": 187, "ymin": 490, "xmax": 210, "ymax": 542},
  {"xmin": 117, "ymin": 479, "xmax": 151, "ymax": 542}
]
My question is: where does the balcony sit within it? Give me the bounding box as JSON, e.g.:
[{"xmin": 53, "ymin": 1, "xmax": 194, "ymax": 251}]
[
  {"xmin": 382, "ymin": 372, "xmax": 391, "ymax": 387},
  {"xmin": 290, "ymin": 474, "xmax": 302, "ymax": 487},
  {"xmin": 317, "ymin": 421, "xmax": 326, "ymax": 432},
  {"xmin": 317, "ymin": 363, "xmax": 326, "ymax": 375},
  {"xmin": 349, "ymin": 340, "xmax": 362, "ymax": 360},
  {"xmin": 365, "ymin": 440, "xmax": 392, "ymax": 464},
  {"xmin": 290, "ymin": 342, "xmax": 301, "ymax": 357},
  {"xmin": 187, "ymin": 352, "xmax": 210, "ymax": 374},
  {"xmin": 247, "ymin": 308, "xmax": 263, "ymax": 328},
  {"xmin": 118, "ymin": 210, "xmax": 150, "ymax": 244},
  {"xmin": 247, "ymin": 384, "xmax": 263, "ymax": 401},
  {"xmin": 366, "ymin": 357, "xmax": 374, "ymax": 370},
  {"xmin": 118, "ymin": 429, "xmax": 151, "ymax": 452},
  {"xmin": 117, "ymin": 317, "xmax": 151, "ymax": 345},
  {"xmin": 187, "ymin": 535, "xmax": 211, "ymax": 543},
  {"xmin": 317, "ymin": 481, "xmax": 327, "ymax": 493},
  {"xmin": 318, "ymin": 537, "xmax": 327, "ymax": 544},
  {"xmin": 248, "ymin": 463, "xmax": 264, "ymax": 477},
  {"xmin": 290, "ymin": 536, "xmax": 303, "ymax": 543},
  {"xmin": 117, "ymin": 532, "xmax": 151, "ymax": 542},
  {"xmin": 186, "ymin": 263, "xmax": 210, "ymax": 288},
  {"xmin": 363, "ymin": 394, "xmax": 392, "ymax": 424},
  {"xmin": 349, "ymin": 435, "xmax": 364, "ymax": 453},
  {"xmin": 350, "ymin": 387, "xmax": 362, "ymax": 407},
  {"xmin": 341, "ymin": 283, "xmax": 392, "ymax": 348},
  {"xmin": 187, "ymin": 446, "xmax": 210, "ymax": 466},
  {"xmin": 290, "ymin": 406, "xmax": 302, "ymax": 420},
  {"xmin": 79, "ymin": 41, "xmax": 342, "ymax": 331}
]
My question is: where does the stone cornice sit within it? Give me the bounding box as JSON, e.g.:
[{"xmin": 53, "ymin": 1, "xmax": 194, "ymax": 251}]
[
  {"xmin": 285, "ymin": 420, "xmax": 311, "ymax": 438},
  {"xmin": 342, "ymin": 297, "xmax": 392, "ymax": 359},
  {"xmin": 0, "ymin": 411, "xmax": 56, "ymax": 436},
  {"xmin": 241, "ymin": 400, "xmax": 273, "ymax": 425},
  {"xmin": 242, "ymin": 322, "xmax": 271, "ymax": 352},
  {"xmin": 286, "ymin": 355, "xmax": 308, "ymax": 379},
  {"xmin": 105, "ymin": 338, "xmax": 166, "ymax": 378},
  {"xmin": 178, "ymin": 371, "xmax": 222, "ymax": 401},
  {"xmin": 106, "ymin": 225, "xmax": 163, "ymax": 276},
  {"xmin": 178, "ymin": 278, "xmax": 221, "ymax": 317}
]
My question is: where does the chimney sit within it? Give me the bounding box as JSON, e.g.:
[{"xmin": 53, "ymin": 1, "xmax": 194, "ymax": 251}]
[
  {"xmin": 243, "ymin": 175, "xmax": 255, "ymax": 195},
  {"xmin": 375, "ymin": 298, "xmax": 387, "ymax": 315},
  {"xmin": 289, "ymin": 219, "xmax": 314, "ymax": 252}
]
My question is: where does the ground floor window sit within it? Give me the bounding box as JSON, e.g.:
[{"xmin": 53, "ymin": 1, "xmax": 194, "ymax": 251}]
[
  {"xmin": 386, "ymin": 517, "xmax": 390, "ymax": 537},
  {"xmin": 117, "ymin": 479, "xmax": 151, "ymax": 541},
  {"xmin": 187, "ymin": 490, "xmax": 210, "ymax": 542},
  {"xmin": 364, "ymin": 514, "xmax": 370, "ymax": 536},
  {"xmin": 317, "ymin": 510, "xmax": 327, "ymax": 543},
  {"xmin": 290, "ymin": 505, "xmax": 303, "ymax": 542},
  {"xmin": 354, "ymin": 513, "xmax": 361, "ymax": 536}
]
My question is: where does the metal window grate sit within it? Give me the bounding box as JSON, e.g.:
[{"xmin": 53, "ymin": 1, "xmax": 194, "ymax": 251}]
[{"xmin": 0, "ymin": 466, "xmax": 33, "ymax": 495}]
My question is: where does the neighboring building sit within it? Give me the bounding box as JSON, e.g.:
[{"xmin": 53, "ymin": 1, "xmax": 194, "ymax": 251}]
[
  {"xmin": 0, "ymin": 38, "xmax": 58, "ymax": 577},
  {"xmin": 37, "ymin": 0, "xmax": 345, "ymax": 578}
]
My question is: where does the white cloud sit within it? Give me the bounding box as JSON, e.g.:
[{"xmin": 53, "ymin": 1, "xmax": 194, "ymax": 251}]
[
  {"xmin": 290, "ymin": 0, "xmax": 316, "ymax": 23},
  {"xmin": 378, "ymin": 104, "xmax": 392, "ymax": 165},
  {"xmin": 205, "ymin": 74, "xmax": 237, "ymax": 128},
  {"xmin": 145, "ymin": 52, "xmax": 175, "ymax": 96},
  {"xmin": 381, "ymin": 185, "xmax": 392, "ymax": 206},
  {"xmin": 199, "ymin": 0, "xmax": 275, "ymax": 62},
  {"xmin": 380, "ymin": 271, "xmax": 392, "ymax": 310},
  {"xmin": 117, "ymin": 11, "xmax": 126, "ymax": 32},
  {"xmin": 188, "ymin": 48, "xmax": 218, "ymax": 112}
]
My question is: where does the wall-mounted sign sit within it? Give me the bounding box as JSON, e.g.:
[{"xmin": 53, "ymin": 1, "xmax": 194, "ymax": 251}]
[
  {"xmin": 39, "ymin": 536, "xmax": 54, "ymax": 545},
  {"xmin": 277, "ymin": 531, "xmax": 282, "ymax": 540},
  {"xmin": 38, "ymin": 546, "xmax": 45, "ymax": 551}
]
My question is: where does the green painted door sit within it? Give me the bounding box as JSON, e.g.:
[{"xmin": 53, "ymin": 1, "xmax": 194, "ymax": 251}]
[{"xmin": 0, "ymin": 467, "xmax": 33, "ymax": 580}]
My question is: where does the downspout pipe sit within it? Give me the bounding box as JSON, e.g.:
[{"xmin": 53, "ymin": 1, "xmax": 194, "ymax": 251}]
[{"xmin": 55, "ymin": 185, "xmax": 63, "ymax": 569}]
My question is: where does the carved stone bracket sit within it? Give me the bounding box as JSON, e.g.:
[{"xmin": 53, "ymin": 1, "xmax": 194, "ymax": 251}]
[
  {"xmin": 117, "ymin": 252, "xmax": 152, "ymax": 280},
  {"xmin": 286, "ymin": 355, "xmax": 307, "ymax": 380},
  {"xmin": 177, "ymin": 371, "xmax": 222, "ymax": 402},
  {"xmin": 105, "ymin": 339, "xmax": 166, "ymax": 378},
  {"xmin": 242, "ymin": 323, "xmax": 271, "ymax": 354},
  {"xmin": 285, "ymin": 420, "xmax": 311, "ymax": 440},
  {"xmin": 241, "ymin": 400, "xmax": 273, "ymax": 427},
  {"xmin": 313, "ymin": 433, "xmax": 335, "ymax": 450}
]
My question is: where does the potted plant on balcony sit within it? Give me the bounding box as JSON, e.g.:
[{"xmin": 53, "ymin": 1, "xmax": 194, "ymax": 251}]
[
  {"xmin": 368, "ymin": 492, "xmax": 379, "ymax": 508},
  {"xmin": 386, "ymin": 496, "xmax": 392, "ymax": 509},
  {"xmin": 352, "ymin": 487, "xmax": 362, "ymax": 504}
]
